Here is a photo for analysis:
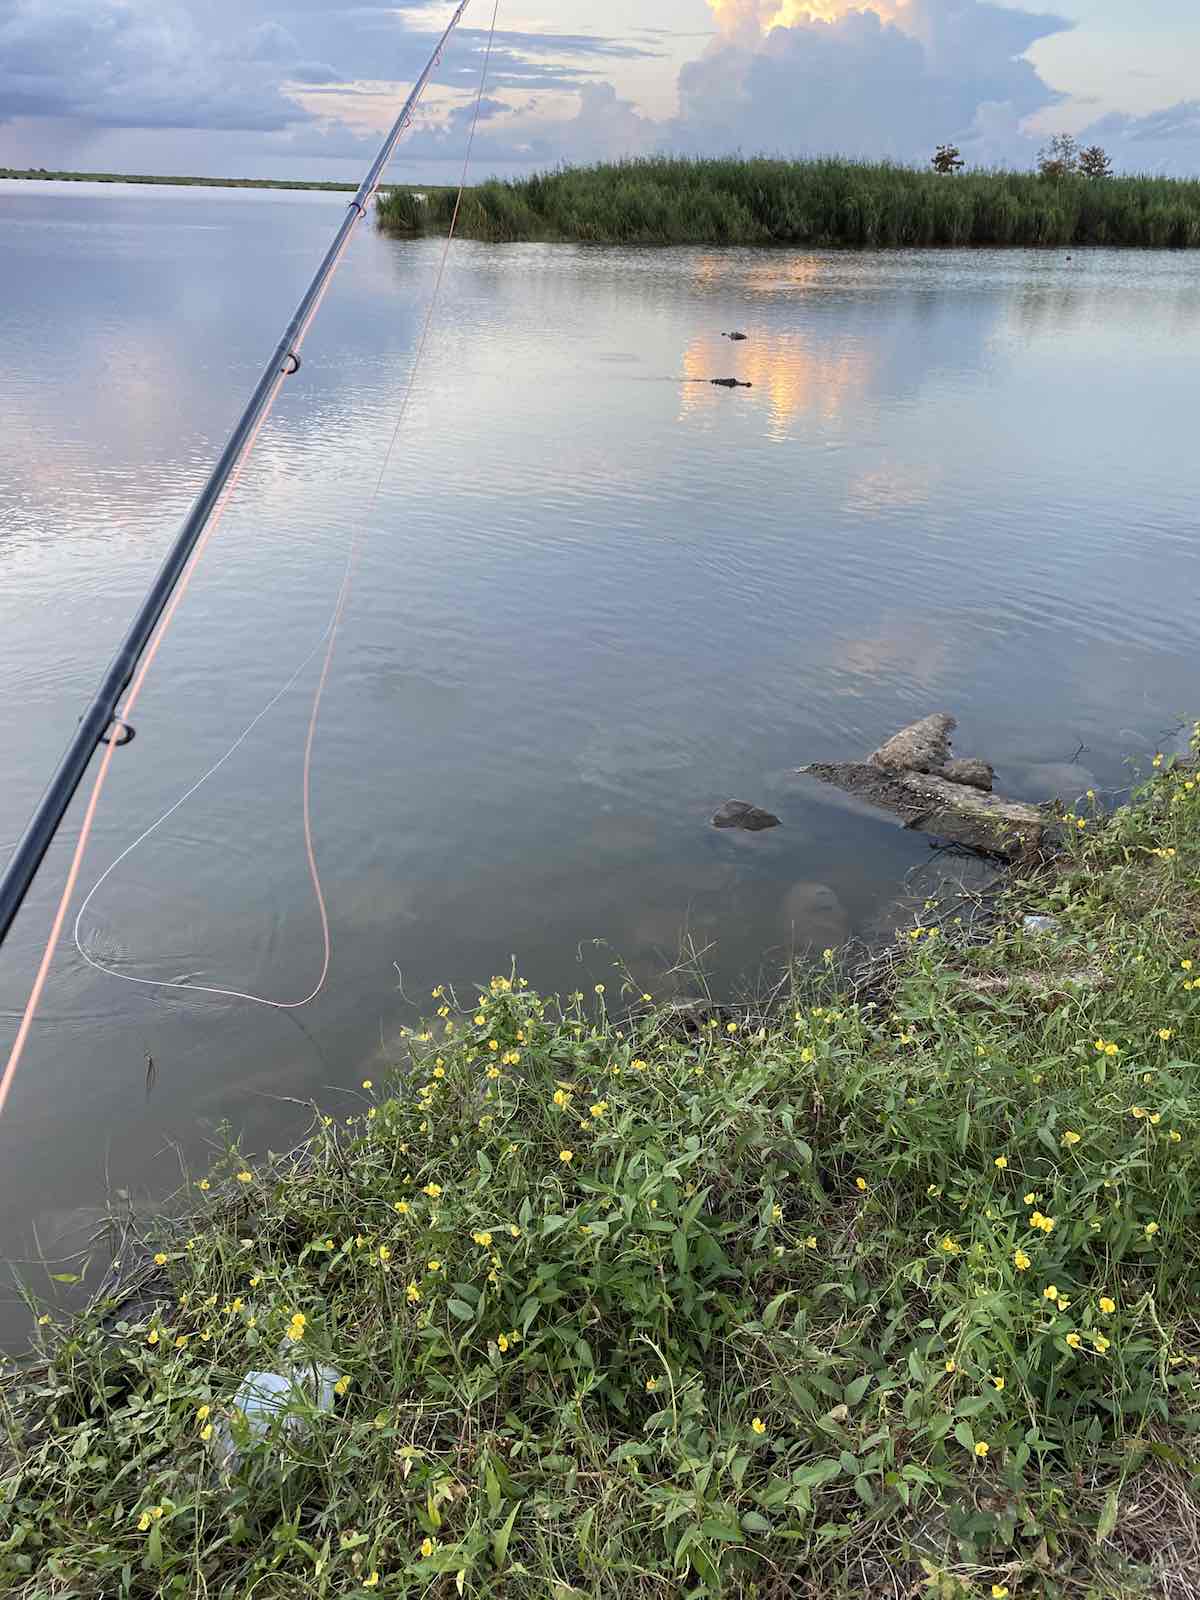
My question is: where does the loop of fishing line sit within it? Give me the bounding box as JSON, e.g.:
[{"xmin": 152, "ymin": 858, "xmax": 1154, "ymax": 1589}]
[{"xmin": 0, "ymin": 0, "xmax": 502, "ymax": 1113}]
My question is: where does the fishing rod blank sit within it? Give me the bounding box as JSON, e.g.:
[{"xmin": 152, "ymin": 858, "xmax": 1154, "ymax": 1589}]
[{"xmin": 0, "ymin": 0, "xmax": 474, "ymax": 953}]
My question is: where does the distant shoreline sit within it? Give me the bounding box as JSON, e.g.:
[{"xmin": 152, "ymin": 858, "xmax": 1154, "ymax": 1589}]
[{"xmin": 1, "ymin": 168, "xmax": 362, "ymax": 193}]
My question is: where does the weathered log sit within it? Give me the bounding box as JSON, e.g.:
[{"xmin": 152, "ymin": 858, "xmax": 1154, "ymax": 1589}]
[{"xmin": 800, "ymin": 716, "xmax": 1051, "ymax": 860}]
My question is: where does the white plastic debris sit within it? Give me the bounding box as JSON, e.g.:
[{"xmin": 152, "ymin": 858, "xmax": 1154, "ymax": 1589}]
[
  {"xmin": 211, "ymin": 1353, "xmax": 339, "ymax": 1473},
  {"xmin": 1022, "ymin": 915, "xmax": 1060, "ymax": 936}
]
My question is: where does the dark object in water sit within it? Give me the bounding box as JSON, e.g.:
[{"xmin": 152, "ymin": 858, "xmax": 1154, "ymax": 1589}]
[
  {"xmin": 712, "ymin": 799, "xmax": 781, "ymax": 832},
  {"xmin": 722, "ymin": 331, "xmax": 748, "ymax": 341},
  {"xmin": 710, "ymin": 378, "xmax": 752, "ymax": 389}
]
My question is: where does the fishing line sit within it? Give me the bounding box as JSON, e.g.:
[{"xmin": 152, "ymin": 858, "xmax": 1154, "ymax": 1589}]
[
  {"xmin": 73, "ymin": 0, "xmax": 502, "ymax": 1013},
  {"xmin": 0, "ymin": 0, "xmax": 501, "ymax": 1113}
]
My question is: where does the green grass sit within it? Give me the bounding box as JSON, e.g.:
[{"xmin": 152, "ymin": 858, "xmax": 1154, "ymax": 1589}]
[
  {"xmin": 376, "ymin": 155, "xmax": 1200, "ymax": 247},
  {"xmin": 5, "ymin": 738, "xmax": 1200, "ymax": 1597}
]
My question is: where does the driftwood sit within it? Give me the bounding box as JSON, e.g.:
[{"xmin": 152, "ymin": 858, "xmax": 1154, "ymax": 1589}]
[{"xmin": 799, "ymin": 713, "xmax": 1052, "ymax": 861}]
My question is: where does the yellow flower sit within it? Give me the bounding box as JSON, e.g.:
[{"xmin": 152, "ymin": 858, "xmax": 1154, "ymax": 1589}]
[
  {"xmin": 1061, "ymin": 1130, "xmax": 1081, "ymax": 1147},
  {"xmin": 197, "ymin": 1179, "xmax": 210, "ymax": 1192},
  {"xmin": 473, "ymin": 1231, "xmax": 493, "ymax": 1248},
  {"xmin": 1170, "ymin": 1129, "xmax": 1182, "ymax": 1142},
  {"xmin": 488, "ymin": 1039, "xmax": 499, "ymax": 1052},
  {"xmin": 994, "ymin": 1156, "xmax": 1008, "ymax": 1170},
  {"xmin": 433, "ymin": 1065, "xmax": 446, "ymax": 1079},
  {"xmin": 1066, "ymin": 1333, "xmax": 1082, "ymax": 1350},
  {"xmin": 993, "ymin": 1588, "xmax": 1010, "ymax": 1598},
  {"xmin": 1183, "ymin": 960, "xmax": 1193, "ymax": 972},
  {"xmin": 1160, "ymin": 1029, "xmax": 1174, "ymax": 1041},
  {"xmin": 509, "ymin": 1225, "xmax": 521, "ymax": 1238},
  {"xmin": 1105, "ymin": 1043, "xmax": 1118, "ymax": 1057},
  {"xmin": 153, "ymin": 1252, "xmax": 168, "ymax": 1265},
  {"xmin": 334, "ymin": 1375, "xmax": 351, "ymax": 1396},
  {"xmin": 406, "ymin": 1281, "xmax": 421, "ymax": 1304},
  {"xmin": 1153, "ymin": 753, "xmax": 1164, "ymax": 768},
  {"xmin": 137, "ymin": 1511, "xmax": 152, "ymax": 1532},
  {"xmin": 1131, "ymin": 1106, "xmax": 1147, "ymax": 1120},
  {"xmin": 1099, "ymin": 1296, "xmax": 1116, "ymax": 1314},
  {"xmin": 855, "ymin": 1177, "xmax": 868, "ymax": 1192},
  {"xmin": 1043, "ymin": 1285, "xmax": 1059, "ymax": 1301},
  {"xmin": 174, "ymin": 1335, "xmax": 188, "ymax": 1349},
  {"xmin": 361, "ymin": 1078, "xmax": 373, "ymax": 1090},
  {"xmin": 992, "ymin": 1376, "xmax": 1005, "ymax": 1391},
  {"xmin": 559, "ymin": 1149, "xmax": 574, "ymax": 1164},
  {"xmin": 200, "ymin": 1423, "xmax": 213, "ymax": 1442},
  {"xmin": 379, "ymin": 1245, "xmax": 392, "ymax": 1263},
  {"xmin": 147, "ymin": 1329, "xmax": 160, "ymax": 1346},
  {"xmin": 230, "ymin": 1297, "xmax": 243, "ymax": 1314},
  {"xmin": 594, "ymin": 984, "xmax": 605, "ymax": 995},
  {"xmin": 427, "ymin": 1260, "xmax": 441, "ymax": 1273},
  {"xmin": 1093, "ymin": 1334, "xmax": 1111, "ymax": 1353},
  {"xmin": 474, "ymin": 1014, "xmax": 486, "ymax": 1026},
  {"xmin": 590, "ymin": 1101, "xmax": 608, "ymax": 1119},
  {"xmin": 630, "ymin": 1058, "xmax": 648, "ymax": 1071},
  {"xmin": 552, "ymin": 1088, "xmax": 570, "ymax": 1109},
  {"xmin": 751, "ymin": 1417, "xmax": 767, "ymax": 1436},
  {"xmin": 197, "ymin": 1404, "xmax": 211, "ymax": 1421},
  {"xmin": 1150, "ymin": 1112, "xmax": 1162, "ymax": 1125},
  {"xmin": 1145, "ymin": 1221, "xmax": 1160, "ymax": 1237},
  {"xmin": 645, "ymin": 1376, "xmax": 658, "ymax": 1392},
  {"xmin": 939, "ymin": 1237, "xmax": 961, "ymax": 1255},
  {"xmin": 422, "ymin": 1184, "xmax": 442, "ymax": 1198},
  {"xmin": 974, "ymin": 1441, "xmax": 989, "ymax": 1457},
  {"xmin": 726, "ymin": 1022, "xmax": 739, "ymax": 1035},
  {"xmin": 1024, "ymin": 1193, "xmax": 1037, "ymax": 1205},
  {"xmin": 486, "ymin": 1065, "xmax": 501, "ymax": 1080},
  {"xmin": 420, "ymin": 1537, "xmax": 435, "ymax": 1558},
  {"xmin": 395, "ymin": 1201, "xmax": 410, "ymax": 1215},
  {"xmin": 944, "ymin": 1359, "xmax": 956, "ymax": 1373},
  {"xmin": 363, "ymin": 1574, "xmax": 380, "ymax": 1589},
  {"xmin": 1014, "ymin": 1249, "xmax": 1031, "ymax": 1272},
  {"xmin": 287, "ymin": 1312, "xmax": 307, "ymax": 1340}
]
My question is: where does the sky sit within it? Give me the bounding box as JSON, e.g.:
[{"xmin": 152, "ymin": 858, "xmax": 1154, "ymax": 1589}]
[{"xmin": 3, "ymin": 0, "xmax": 1200, "ymax": 181}]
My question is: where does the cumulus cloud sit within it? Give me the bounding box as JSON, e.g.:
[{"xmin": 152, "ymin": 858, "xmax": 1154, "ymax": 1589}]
[
  {"xmin": 671, "ymin": 0, "xmax": 1070, "ymax": 162},
  {"xmin": 1074, "ymin": 101, "xmax": 1200, "ymax": 176}
]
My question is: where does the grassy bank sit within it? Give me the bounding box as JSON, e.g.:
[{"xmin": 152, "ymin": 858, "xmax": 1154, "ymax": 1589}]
[
  {"xmin": 376, "ymin": 155, "xmax": 1200, "ymax": 247},
  {"xmin": 5, "ymin": 741, "xmax": 1200, "ymax": 1596}
]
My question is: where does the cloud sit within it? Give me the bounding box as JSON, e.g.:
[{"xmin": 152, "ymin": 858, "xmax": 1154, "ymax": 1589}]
[
  {"xmin": 671, "ymin": 0, "xmax": 1070, "ymax": 162},
  {"xmin": 1074, "ymin": 101, "xmax": 1200, "ymax": 176}
]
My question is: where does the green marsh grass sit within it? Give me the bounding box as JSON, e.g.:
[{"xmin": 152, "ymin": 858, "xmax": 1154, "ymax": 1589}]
[
  {"xmin": 5, "ymin": 738, "xmax": 1200, "ymax": 1595},
  {"xmin": 377, "ymin": 155, "xmax": 1200, "ymax": 248}
]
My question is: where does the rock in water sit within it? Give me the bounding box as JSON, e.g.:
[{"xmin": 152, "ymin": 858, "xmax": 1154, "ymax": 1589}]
[
  {"xmin": 870, "ymin": 713, "xmax": 956, "ymax": 774},
  {"xmin": 781, "ymin": 881, "xmax": 850, "ymax": 951},
  {"xmin": 712, "ymin": 799, "xmax": 781, "ymax": 832},
  {"xmin": 943, "ymin": 758, "xmax": 995, "ymax": 792}
]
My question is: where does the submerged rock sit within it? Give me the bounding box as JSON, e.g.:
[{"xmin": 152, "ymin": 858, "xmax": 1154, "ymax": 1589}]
[
  {"xmin": 781, "ymin": 881, "xmax": 850, "ymax": 952},
  {"xmin": 711, "ymin": 799, "xmax": 781, "ymax": 832}
]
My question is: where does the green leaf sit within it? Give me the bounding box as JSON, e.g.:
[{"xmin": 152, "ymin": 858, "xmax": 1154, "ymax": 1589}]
[
  {"xmin": 1097, "ymin": 1490, "xmax": 1119, "ymax": 1543},
  {"xmin": 844, "ymin": 1374, "xmax": 872, "ymax": 1406},
  {"xmin": 741, "ymin": 1511, "xmax": 771, "ymax": 1534},
  {"xmin": 853, "ymin": 1475, "xmax": 875, "ymax": 1506},
  {"xmin": 492, "ymin": 1503, "xmax": 519, "ymax": 1571},
  {"xmin": 954, "ymin": 1422, "xmax": 976, "ymax": 1453},
  {"xmin": 477, "ymin": 1149, "xmax": 493, "ymax": 1179},
  {"xmin": 699, "ymin": 1519, "xmax": 742, "ymax": 1543},
  {"xmin": 672, "ymin": 1230, "xmax": 689, "ymax": 1276},
  {"xmin": 447, "ymin": 1300, "xmax": 475, "ymax": 1323},
  {"xmin": 838, "ymin": 1451, "xmax": 859, "ymax": 1476},
  {"xmin": 956, "ymin": 1109, "xmax": 971, "ymax": 1152}
]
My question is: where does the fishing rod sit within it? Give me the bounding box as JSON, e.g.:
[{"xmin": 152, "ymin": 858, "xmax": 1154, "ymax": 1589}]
[{"xmin": 0, "ymin": 0, "xmax": 474, "ymax": 953}]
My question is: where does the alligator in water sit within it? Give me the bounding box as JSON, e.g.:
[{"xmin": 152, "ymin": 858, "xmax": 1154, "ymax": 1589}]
[
  {"xmin": 722, "ymin": 331, "xmax": 748, "ymax": 341},
  {"xmin": 710, "ymin": 378, "xmax": 752, "ymax": 389}
]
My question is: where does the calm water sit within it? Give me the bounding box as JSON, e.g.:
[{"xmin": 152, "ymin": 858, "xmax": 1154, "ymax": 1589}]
[{"xmin": 2, "ymin": 181, "xmax": 1198, "ymax": 1339}]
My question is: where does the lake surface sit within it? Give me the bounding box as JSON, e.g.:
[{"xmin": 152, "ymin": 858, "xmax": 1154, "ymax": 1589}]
[{"xmin": 2, "ymin": 181, "xmax": 1198, "ymax": 1341}]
